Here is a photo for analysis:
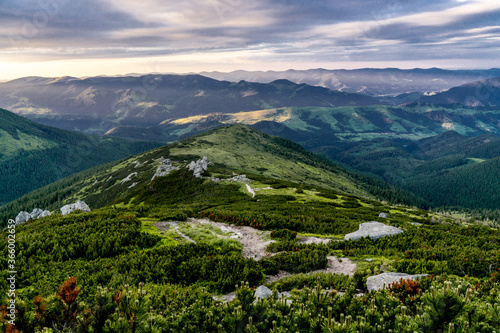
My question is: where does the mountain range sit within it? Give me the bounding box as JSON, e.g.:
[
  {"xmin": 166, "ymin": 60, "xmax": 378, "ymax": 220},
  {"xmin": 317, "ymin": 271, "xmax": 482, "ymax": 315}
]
[
  {"xmin": 1, "ymin": 71, "xmax": 500, "ymax": 212},
  {"xmin": 1, "ymin": 69, "xmax": 500, "ymax": 331},
  {"xmin": 199, "ymin": 68, "xmax": 500, "ymax": 97},
  {"xmin": 0, "ymin": 74, "xmax": 377, "ymax": 135}
]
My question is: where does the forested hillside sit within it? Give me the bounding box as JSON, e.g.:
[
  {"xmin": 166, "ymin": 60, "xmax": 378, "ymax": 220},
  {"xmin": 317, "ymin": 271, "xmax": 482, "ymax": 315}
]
[{"xmin": 0, "ymin": 108, "xmax": 161, "ymax": 206}]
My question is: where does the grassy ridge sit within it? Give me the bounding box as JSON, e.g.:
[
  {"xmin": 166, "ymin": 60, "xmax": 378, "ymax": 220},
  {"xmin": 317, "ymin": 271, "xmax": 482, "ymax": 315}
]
[{"xmin": 0, "ymin": 124, "xmax": 424, "ymax": 226}]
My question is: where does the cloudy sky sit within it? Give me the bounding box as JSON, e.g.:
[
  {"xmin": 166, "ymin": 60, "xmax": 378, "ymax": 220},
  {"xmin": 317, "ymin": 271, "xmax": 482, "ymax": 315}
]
[{"xmin": 0, "ymin": 0, "xmax": 499, "ymax": 80}]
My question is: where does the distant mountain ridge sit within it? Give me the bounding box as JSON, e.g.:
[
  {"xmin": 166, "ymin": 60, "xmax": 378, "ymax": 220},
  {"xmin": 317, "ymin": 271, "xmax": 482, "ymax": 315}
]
[
  {"xmin": 104, "ymin": 105, "xmax": 500, "ymax": 144},
  {"xmin": 0, "ymin": 74, "xmax": 378, "ymax": 135},
  {"xmin": 416, "ymin": 76, "xmax": 500, "ymax": 108},
  {"xmin": 199, "ymin": 68, "xmax": 500, "ymax": 97}
]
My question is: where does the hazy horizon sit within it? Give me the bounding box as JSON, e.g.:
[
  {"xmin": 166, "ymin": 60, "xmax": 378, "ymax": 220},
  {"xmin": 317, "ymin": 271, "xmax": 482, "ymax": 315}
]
[{"xmin": 1, "ymin": 0, "xmax": 499, "ymax": 81}]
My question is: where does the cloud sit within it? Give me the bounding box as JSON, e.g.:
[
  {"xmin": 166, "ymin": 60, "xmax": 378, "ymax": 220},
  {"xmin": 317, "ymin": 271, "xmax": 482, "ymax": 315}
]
[{"xmin": 0, "ymin": 0, "xmax": 498, "ymax": 79}]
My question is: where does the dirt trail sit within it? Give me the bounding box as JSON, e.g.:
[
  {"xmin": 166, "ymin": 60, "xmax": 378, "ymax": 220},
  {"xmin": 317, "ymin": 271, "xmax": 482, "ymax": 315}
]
[
  {"xmin": 156, "ymin": 219, "xmax": 357, "ymax": 284},
  {"xmin": 191, "ymin": 218, "xmax": 272, "ymax": 260},
  {"xmin": 245, "ymin": 184, "xmax": 256, "ymax": 198},
  {"xmin": 189, "ymin": 218, "xmax": 357, "ymax": 280}
]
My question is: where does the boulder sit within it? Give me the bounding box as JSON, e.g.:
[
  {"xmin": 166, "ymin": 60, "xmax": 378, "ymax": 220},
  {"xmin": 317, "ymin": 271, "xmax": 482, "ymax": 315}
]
[
  {"xmin": 188, "ymin": 156, "xmax": 209, "ymax": 178},
  {"xmin": 14, "ymin": 208, "xmax": 51, "ymax": 225},
  {"xmin": 254, "ymin": 285, "xmax": 273, "ymax": 300},
  {"xmin": 61, "ymin": 201, "xmax": 91, "ymax": 216},
  {"xmin": 344, "ymin": 221, "xmax": 403, "ymax": 241},
  {"xmin": 29, "ymin": 208, "xmax": 46, "ymax": 220},
  {"xmin": 379, "ymin": 212, "xmax": 388, "ymax": 218},
  {"xmin": 152, "ymin": 159, "xmax": 179, "ymax": 181},
  {"xmin": 15, "ymin": 211, "xmax": 30, "ymax": 225},
  {"xmin": 228, "ymin": 174, "xmax": 249, "ymax": 183},
  {"xmin": 39, "ymin": 210, "xmax": 51, "ymax": 218},
  {"xmin": 120, "ymin": 172, "xmax": 137, "ymax": 184},
  {"xmin": 366, "ymin": 273, "xmax": 428, "ymax": 292}
]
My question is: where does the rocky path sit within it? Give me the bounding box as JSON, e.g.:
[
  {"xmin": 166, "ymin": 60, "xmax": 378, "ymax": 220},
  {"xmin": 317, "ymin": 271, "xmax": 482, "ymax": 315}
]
[
  {"xmin": 246, "ymin": 184, "xmax": 256, "ymax": 198},
  {"xmin": 190, "ymin": 218, "xmax": 357, "ymax": 280},
  {"xmin": 192, "ymin": 218, "xmax": 272, "ymax": 260},
  {"xmin": 155, "ymin": 218, "xmax": 357, "ymax": 284}
]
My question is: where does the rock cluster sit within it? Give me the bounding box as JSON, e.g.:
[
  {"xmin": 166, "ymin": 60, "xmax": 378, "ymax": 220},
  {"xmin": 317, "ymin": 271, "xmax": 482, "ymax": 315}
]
[
  {"xmin": 152, "ymin": 158, "xmax": 179, "ymax": 181},
  {"xmin": 228, "ymin": 174, "xmax": 249, "ymax": 183},
  {"xmin": 188, "ymin": 156, "xmax": 209, "ymax": 178},
  {"xmin": 15, "ymin": 208, "xmax": 51, "ymax": 225},
  {"xmin": 61, "ymin": 201, "xmax": 91, "ymax": 216},
  {"xmin": 344, "ymin": 221, "xmax": 403, "ymax": 241},
  {"xmin": 366, "ymin": 273, "xmax": 428, "ymax": 292}
]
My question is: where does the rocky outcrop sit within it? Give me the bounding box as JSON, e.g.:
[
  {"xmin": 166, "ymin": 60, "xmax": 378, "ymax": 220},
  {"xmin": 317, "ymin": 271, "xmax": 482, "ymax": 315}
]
[
  {"xmin": 366, "ymin": 273, "xmax": 428, "ymax": 292},
  {"xmin": 15, "ymin": 211, "xmax": 30, "ymax": 225},
  {"xmin": 152, "ymin": 158, "xmax": 179, "ymax": 181},
  {"xmin": 61, "ymin": 201, "xmax": 91, "ymax": 216},
  {"xmin": 15, "ymin": 208, "xmax": 51, "ymax": 225},
  {"xmin": 344, "ymin": 221, "xmax": 403, "ymax": 241},
  {"xmin": 379, "ymin": 212, "xmax": 388, "ymax": 218},
  {"xmin": 39, "ymin": 210, "xmax": 51, "ymax": 218},
  {"xmin": 188, "ymin": 156, "xmax": 209, "ymax": 178}
]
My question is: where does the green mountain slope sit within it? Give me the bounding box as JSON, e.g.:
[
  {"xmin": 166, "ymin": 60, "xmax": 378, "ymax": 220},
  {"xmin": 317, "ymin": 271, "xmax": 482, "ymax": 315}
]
[
  {"xmin": 139, "ymin": 107, "xmax": 500, "ymax": 210},
  {"xmin": 0, "ymin": 108, "xmax": 162, "ymax": 206},
  {"xmin": 0, "ymin": 124, "xmax": 424, "ymax": 226},
  {"xmin": 0, "ymin": 75, "xmax": 379, "ymax": 135},
  {"xmin": 315, "ymin": 131, "xmax": 500, "ymax": 210},
  {"xmin": 106, "ymin": 105, "xmax": 500, "ymax": 143}
]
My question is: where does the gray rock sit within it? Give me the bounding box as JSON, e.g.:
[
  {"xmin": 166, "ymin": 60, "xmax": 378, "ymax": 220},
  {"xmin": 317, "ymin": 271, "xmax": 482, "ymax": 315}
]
[
  {"xmin": 188, "ymin": 156, "xmax": 209, "ymax": 178},
  {"xmin": 152, "ymin": 159, "xmax": 179, "ymax": 181},
  {"xmin": 228, "ymin": 174, "xmax": 249, "ymax": 183},
  {"xmin": 379, "ymin": 212, "xmax": 388, "ymax": 218},
  {"xmin": 39, "ymin": 210, "xmax": 51, "ymax": 218},
  {"xmin": 29, "ymin": 208, "xmax": 44, "ymax": 220},
  {"xmin": 120, "ymin": 172, "xmax": 137, "ymax": 184},
  {"xmin": 15, "ymin": 208, "xmax": 52, "ymax": 225},
  {"xmin": 366, "ymin": 273, "xmax": 428, "ymax": 292},
  {"xmin": 345, "ymin": 221, "xmax": 403, "ymax": 241},
  {"xmin": 15, "ymin": 211, "xmax": 30, "ymax": 225},
  {"xmin": 254, "ymin": 285, "xmax": 273, "ymax": 300},
  {"xmin": 61, "ymin": 201, "xmax": 91, "ymax": 216}
]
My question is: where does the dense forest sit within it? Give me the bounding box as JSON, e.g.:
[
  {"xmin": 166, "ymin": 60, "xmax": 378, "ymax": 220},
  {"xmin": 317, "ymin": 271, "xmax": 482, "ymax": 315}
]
[{"xmin": 0, "ymin": 108, "xmax": 161, "ymax": 205}]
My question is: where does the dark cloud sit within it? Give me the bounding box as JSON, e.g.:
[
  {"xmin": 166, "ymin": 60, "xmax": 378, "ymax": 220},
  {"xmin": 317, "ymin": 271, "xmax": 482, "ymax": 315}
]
[
  {"xmin": 0, "ymin": 0, "xmax": 155, "ymax": 46},
  {"xmin": 0, "ymin": 0, "xmax": 498, "ymax": 71}
]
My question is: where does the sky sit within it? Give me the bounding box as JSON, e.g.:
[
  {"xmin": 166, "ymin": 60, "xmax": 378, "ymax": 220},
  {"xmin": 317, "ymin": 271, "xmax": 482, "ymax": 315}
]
[{"xmin": 0, "ymin": 0, "xmax": 499, "ymax": 80}]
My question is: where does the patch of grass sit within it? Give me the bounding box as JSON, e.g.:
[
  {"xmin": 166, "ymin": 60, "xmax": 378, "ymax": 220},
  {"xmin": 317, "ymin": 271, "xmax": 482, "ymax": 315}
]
[
  {"xmin": 140, "ymin": 219, "xmax": 179, "ymax": 246},
  {"xmin": 297, "ymin": 232, "xmax": 344, "ymax": 240},
  {"xmin": 176, "ymin": 222, "xmax": 243, "ymax": 253}
]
